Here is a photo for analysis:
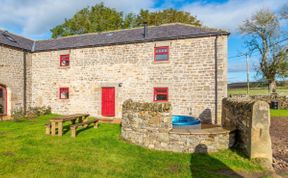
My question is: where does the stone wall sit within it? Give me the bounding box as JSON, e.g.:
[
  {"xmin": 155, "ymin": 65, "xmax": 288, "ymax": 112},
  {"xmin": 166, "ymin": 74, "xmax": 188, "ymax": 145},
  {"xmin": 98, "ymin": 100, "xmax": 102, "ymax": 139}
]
[
  {"xmin": 232, "ymin": 94, "xmax": 288, "ymax": 109},
  {"xmin": 122, "ymin": 99, "xmax": 172, "ymax": 130},
  {"xmin": 29, "ymin": 36, "xmax": 227, "ymax": 123},
  {"xmin": 222, "ymin": 98, "xmax": 272, "ymax": 163},
  {"xmin": 251, "ymin": 94, "xmax": 288, "ymax": 109},
  {"xmin": 122, "ymin": 100, "xmax": 233, "ymax": 153},
  {"xmin": 0, "ymin": 45, "xmax": 32, "ymax": 117}
]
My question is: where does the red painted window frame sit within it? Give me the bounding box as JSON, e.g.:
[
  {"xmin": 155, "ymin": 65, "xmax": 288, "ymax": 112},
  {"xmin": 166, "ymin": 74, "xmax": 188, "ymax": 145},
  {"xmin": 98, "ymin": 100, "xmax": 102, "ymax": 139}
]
[
  {"xmin": 59, "ymin": 87, "xmax": 69, "ymax": 99},
  {"xmin": 154, "ymin": 46, "xmax": 169, "ymax": 62},
  {"xmin": 153, "ymin": 87, "xmax": 168, "ymax": 102},
  {"xmin": 60, "ymin": 54, "xmax": 70, "ymax": 67}
]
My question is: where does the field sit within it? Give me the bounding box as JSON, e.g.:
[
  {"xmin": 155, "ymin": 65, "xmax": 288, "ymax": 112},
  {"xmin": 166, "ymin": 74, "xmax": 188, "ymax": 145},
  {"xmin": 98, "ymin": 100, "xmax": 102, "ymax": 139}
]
[
  {"xmin": 228, "ymin": 86, "xmax": 288, "ymax": 96},
  {"xmin": 270, "ymin": 109, "xmax": 288, "ymax": 117},
  {"xmin": 0, "ymin": 115, "xmax": 266, "ymax": 178}
]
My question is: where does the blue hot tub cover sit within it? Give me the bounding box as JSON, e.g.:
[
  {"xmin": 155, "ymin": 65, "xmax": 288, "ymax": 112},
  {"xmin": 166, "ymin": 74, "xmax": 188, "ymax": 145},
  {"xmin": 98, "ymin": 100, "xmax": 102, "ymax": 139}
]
[{"xmin": 172, "ymin": 115, "xmax": 201, "ymax": 126}]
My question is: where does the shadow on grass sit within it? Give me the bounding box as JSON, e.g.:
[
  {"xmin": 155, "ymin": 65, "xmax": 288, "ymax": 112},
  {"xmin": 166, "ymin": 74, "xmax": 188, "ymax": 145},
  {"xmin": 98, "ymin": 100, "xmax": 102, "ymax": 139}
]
[
  {"xmin": 62, "ymin": 125, "xmax": 71, "ymax": 135},
  {"xmin": 61, "ymin": 121, "xmax": 97, "ymax": 136},
  {"xmin": 190, "ymin": 144, "xmax": 243, "ymax": 178},
  {"xmin": 75, "ymin": 125, "xmax": 94, "ymax": 136}
]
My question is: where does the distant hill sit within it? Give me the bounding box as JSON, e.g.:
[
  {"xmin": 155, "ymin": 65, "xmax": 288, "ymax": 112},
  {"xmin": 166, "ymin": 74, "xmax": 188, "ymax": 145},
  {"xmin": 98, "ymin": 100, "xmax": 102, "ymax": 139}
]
[{"xmin": 228, "ymin": 81, "xmax": 288, "ymax": 89}]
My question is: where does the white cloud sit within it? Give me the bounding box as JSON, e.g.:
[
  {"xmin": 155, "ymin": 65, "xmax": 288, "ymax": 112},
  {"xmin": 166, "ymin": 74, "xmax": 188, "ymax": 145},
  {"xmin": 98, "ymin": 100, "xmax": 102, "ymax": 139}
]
[
  {"xmin": 1, "ymin": 0, "xmax": 287, "ymax": 39},
  {"xmin": 182, "ymin": 0, "xmax": 287, "ymax": 32},
  {"xmin": 0, "ymin": 0, "xmax": 154, "ymax": 37}
]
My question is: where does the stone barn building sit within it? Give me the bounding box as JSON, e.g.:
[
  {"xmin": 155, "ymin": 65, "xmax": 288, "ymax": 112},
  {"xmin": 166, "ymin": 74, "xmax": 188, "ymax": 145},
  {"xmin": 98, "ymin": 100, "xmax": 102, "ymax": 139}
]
[{"xmin": 0, "ymin": 23, "xmax": 228, "ymax": 123}]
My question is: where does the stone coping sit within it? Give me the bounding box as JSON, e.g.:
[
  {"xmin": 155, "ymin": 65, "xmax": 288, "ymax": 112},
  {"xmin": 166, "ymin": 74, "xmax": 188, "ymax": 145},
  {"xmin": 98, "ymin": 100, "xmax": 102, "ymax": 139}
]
[{"xmin": 168, "ymin": 126, "xmax": 231, "ymax": 135}]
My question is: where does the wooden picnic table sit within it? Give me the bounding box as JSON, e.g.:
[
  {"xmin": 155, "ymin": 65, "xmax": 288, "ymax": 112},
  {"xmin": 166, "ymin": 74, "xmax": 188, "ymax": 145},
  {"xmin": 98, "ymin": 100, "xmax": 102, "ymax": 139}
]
[{"xmin": 49, "ymin": 114, "xmax": 89, "ymax": 136}]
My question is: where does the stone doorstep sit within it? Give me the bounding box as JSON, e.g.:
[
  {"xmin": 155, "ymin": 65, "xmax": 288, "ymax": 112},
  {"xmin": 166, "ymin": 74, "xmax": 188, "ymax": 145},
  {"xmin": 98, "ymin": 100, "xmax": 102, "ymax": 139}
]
[
  {"xmin": 0, "ymin": 115, "xmax": 12, "ymax": 121},
  {"xmin": 98, "ymin": 117, "xmax": 122, "ymax": 124}
]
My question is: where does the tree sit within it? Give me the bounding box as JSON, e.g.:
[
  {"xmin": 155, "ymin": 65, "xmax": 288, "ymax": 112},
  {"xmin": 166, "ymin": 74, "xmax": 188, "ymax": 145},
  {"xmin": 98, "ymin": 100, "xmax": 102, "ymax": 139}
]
[
  {"xmin": 135, "ymin": 9, "xmax": 201, "ymax": 27},
  {"xmin": 123, "ymin": 13, "xmax": 138, "ymax": 29},
  {"xmin": 51, "ymin": 3, "xmax": 123, "ymax": 38},
  {"xmin": 279, "ymin": 4, "xmax": 288, "ymax": 79},
  {"xmin": 239, "ymin": 9, "xmax": 288, "ymax": 93},
  {"xmin": 51, "ymin": 3, "xmax": 201, "ymax": 38},
  {"xmin": 281, "ymin": 4, "xmax": 288, "ymax": 19}
]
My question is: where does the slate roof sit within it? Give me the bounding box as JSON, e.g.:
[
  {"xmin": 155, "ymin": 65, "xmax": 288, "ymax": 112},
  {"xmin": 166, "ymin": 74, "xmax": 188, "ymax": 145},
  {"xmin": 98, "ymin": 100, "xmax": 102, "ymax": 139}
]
[
  {"xmin": 0, "ymin": 24, "xmax": 229, "ymax": 52},
  {"xmin": 0, "ymin": 30, "xmax": 34, "ymax": 51}
]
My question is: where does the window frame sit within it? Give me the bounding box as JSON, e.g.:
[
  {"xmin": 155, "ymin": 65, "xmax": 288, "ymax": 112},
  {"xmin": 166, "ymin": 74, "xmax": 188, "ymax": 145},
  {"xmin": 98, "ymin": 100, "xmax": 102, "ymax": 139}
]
[
  {"xmin": 59, "ymin": 87, "xmax": 69, "ymax": 99},
  {"xmin": 60, "ymin": 54, "xmax": 70, "ymax": 67},
  {"xmin": 154, "ymin": 46, "xmax": 169, "ymax": 62},
  {"xmin": 153, "ymin": 87, "xmax": 168, "ymax": 102}
]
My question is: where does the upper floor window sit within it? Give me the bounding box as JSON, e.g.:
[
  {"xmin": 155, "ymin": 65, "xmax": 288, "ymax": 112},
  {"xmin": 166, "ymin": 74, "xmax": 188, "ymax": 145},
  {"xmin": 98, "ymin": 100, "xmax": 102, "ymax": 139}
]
[
  {"xmin": 154, "ymin": 87, "xmax": 168, "ymax": 102},
  {"xmin": 60, "ymin": 54, "xmax": 70, "ymax": 67},
  {"xmin": 59, "ymin": 87, "xmax": 69, "ymax": 99},
  {"xmin": 154, "ymin": 46, "xmax": 169, "ymax": 62}
]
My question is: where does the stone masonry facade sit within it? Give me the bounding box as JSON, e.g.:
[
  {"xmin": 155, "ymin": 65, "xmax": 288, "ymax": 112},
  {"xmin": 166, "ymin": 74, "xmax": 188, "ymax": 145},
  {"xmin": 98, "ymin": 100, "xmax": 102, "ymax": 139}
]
[
  {"xmin": 0, "ymin": 24, "xmax": 228, "ymax": 123},
  {"xmin": 0, "ymin": 45, "xmax": 32, "ymax": 118}
]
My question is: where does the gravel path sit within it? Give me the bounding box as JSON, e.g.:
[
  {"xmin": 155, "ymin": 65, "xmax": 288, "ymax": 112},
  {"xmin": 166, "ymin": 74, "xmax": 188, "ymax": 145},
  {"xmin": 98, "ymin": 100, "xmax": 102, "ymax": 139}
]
[{"xmin": 270, "ymin": 117, "xmax": 288, "ymax": 171}]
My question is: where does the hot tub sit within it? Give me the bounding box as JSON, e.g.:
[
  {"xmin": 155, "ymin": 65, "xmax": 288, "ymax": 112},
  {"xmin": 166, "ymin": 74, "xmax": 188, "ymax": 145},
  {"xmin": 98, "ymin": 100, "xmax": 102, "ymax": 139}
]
[{"xmin": 172, "ymin": 115, "xmax": 201, "ymax": 129}]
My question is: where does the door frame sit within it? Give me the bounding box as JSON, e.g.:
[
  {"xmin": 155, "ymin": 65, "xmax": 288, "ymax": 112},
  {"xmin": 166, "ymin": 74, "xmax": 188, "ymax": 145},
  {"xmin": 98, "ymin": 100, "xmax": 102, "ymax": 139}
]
[
  {"xmin": 0, "ymin": 84, "xmax": 8, "ymax": 116},
  {"xmin": 99, "ymin": 83, "xmax": 121, "ymax": 118}
]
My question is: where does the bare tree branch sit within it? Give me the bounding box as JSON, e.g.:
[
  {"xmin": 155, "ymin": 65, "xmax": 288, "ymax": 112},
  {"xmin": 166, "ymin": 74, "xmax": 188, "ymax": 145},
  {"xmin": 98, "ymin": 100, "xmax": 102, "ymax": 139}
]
[{"xmin": 239, "ymin": 9, "xmax": 287, "ymax": 93}]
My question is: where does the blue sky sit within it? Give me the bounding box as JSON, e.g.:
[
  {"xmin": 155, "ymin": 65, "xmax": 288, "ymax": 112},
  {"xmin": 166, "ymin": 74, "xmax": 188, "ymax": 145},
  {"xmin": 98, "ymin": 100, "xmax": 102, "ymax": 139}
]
[{"xmin": 0, "ymin": 0, "xmax": 287, "ymax": 83}]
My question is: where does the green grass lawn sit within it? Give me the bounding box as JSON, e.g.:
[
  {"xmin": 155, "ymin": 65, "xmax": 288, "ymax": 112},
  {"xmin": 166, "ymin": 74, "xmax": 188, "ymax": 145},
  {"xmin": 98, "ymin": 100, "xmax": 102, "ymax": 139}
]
[
  {"xmin": 271, "ymin": 109, "xmax": 288, "ymax": 117},
  {"xmin": 0, "ymin": 115, "xmax": 265, "ymax": 178},
  {"xmin": 228, "ymin": 87, "xmax": 288, "ymax": 96}
]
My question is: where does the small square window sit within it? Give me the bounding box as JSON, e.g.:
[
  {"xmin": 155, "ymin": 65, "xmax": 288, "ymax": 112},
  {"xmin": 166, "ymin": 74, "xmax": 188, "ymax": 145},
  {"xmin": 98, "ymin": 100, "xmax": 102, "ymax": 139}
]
[
  {"xmin": 154, "ymin": 87, "xmax": 168, "ymax": 102},
  {"xmin": 154, "ymin": 46, "xmax": 169, "ymax": 62},
  {"xmin": 60, "ymin": 54, "xmax": 70, "ymax": 67},
  {"xmin": 59, "ymin": 87, "xmax": 69, "ymax": 99}
]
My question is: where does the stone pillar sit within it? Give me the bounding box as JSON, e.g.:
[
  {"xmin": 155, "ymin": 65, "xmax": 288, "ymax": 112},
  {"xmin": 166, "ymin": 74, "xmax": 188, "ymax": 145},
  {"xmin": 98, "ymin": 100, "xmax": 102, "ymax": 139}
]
[
  {"xmin": 222, "ymin": 98, "xmax": 273, "ymax": 167},
  {"xmin": 250, "ymin": 101, "xmax": 272, "ymax": 163}
]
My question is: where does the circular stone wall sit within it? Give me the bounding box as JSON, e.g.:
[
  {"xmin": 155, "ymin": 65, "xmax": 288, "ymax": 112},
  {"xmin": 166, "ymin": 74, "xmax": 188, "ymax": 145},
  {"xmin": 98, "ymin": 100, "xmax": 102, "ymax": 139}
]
[
  {"xmin": 121, "ymin": 100, "xmax": 234, "ymax": 153},
  {"xmin": 121, "ymin": 126, "xmax": 234, "ymax": 153}
]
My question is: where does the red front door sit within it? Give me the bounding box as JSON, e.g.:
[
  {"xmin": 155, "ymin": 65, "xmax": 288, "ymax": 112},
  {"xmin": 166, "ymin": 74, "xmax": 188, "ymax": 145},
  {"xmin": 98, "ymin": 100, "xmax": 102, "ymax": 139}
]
[{"xmin": 102, "ymin": 87, "xmax": 115, "ymax": 117}]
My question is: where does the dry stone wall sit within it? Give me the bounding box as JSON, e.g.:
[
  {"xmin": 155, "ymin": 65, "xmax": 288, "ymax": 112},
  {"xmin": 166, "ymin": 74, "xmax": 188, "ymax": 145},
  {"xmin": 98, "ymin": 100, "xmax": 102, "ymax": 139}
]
[
  {"xmin": 122, "ymin": 100, "xmax": 233, "ymax": 153},
  {"xmin": 251, "ymin": 94, "xmax": 288, "ymax": 109},
  {"xmin": 222, "ymin": 97, "xmax": 272, "ymax": 163},
  {"xmin": 232, "ymin": 94, "xmax": 288, "ymax": 109}
]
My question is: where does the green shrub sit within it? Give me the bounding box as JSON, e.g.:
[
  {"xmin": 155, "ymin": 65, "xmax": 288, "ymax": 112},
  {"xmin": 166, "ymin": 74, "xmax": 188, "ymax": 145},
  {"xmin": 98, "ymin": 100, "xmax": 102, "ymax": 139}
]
[
  {"xmin": 0, "ymin": 104, "xmax": 3, "ymax": 114},
  {"xmin": 12, "ymin": 106, "xmax": 51, "ymax": 121}
]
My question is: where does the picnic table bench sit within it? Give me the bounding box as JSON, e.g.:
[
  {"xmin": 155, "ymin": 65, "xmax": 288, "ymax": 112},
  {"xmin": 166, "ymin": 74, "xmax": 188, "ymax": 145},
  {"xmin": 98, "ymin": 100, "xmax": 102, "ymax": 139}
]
[
  {"xmin": 46, "ymin": 114, "xmax": 89, "ymax": 136},
  {"xmin": 70, "ymin": 119, "xmax": 99, "ymax": 137}
]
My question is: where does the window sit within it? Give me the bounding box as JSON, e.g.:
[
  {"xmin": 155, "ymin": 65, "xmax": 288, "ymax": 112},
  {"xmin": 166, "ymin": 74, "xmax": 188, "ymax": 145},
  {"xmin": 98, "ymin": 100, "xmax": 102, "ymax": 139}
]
[
  {"xmin": 154, "ymin": 87, "xmax": 168, "ymax": 102},
  {"xmin": 154, "ymin": 46, "xmax": 169, "ymax": 62},
  {"xmin": 60, "ymin": 54, "xmax": 70, "ymax": 67},
  {"xmin": 59, "ymin": 87, "xmax": 69, "ymax": 99}
]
